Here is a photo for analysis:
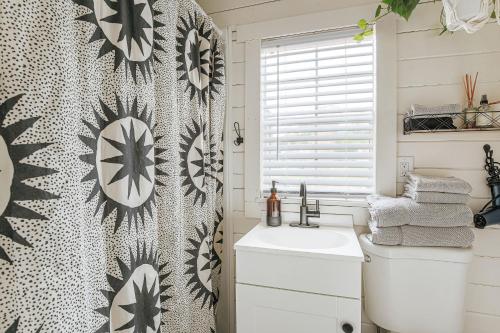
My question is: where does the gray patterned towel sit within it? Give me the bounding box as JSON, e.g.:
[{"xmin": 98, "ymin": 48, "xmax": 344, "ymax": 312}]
[
  {"xmin": 368, "ymin": 220, "xmax": 474, "ymax": 248},
  {"xmin": 367, "ymin": 195, "xmax": 473, "ymax": 228},
  {"xmin": 410, "ymin": 103, "xmax": 462, "ymax": 116},
  {"xmin": 403, "ymin": 185, "xmax": 471, "ymax": 204},
  {"xmin": 407, "ymin": 173, "xmax": 472, "ymax": 194}
]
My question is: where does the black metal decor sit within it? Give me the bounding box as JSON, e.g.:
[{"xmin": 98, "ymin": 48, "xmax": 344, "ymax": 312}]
[
  {"xmin": 233, "ymin": 121, "xmax": 243, "ymax": 146},
  {"xmin": 474, "ymin": 144, "xmax": 500, "ymax": 228},
  {"xmin": 484, "ymin": 144, "xmax": 500, "ymax": 183}
]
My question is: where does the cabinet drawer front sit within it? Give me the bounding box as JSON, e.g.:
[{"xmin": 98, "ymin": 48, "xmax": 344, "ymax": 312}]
[
  {"xmin": 236, "ymin": 284, "xmax": 361, "ymax": 333},
  {"xmin": 236, "ymin": 250, "xmax": 361, "ymax": 298}
]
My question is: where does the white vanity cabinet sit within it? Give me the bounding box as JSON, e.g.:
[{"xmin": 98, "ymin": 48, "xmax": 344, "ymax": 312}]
[{"xmin": 234, "ymin": 224, "xmax": 364, "ymax": 333}]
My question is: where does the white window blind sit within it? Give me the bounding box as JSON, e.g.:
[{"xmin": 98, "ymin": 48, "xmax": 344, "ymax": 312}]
[{"xmin": 261, "ymin": 28, "xmax": 375, "ymax": 197}]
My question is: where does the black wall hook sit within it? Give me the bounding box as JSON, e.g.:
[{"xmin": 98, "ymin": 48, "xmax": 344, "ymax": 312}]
[{"xmin": 234, "ymin": 122, "xmax": 243, "ymax": 146}]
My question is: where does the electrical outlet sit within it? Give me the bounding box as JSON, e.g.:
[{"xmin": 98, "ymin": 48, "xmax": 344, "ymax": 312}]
[
  {"xmin": 400, "ymin": 160, "xmax": 410, "ymax": 177},
  {"xmin": 398, "ymin": 157, "xmax": 414, "ymax": 181}
]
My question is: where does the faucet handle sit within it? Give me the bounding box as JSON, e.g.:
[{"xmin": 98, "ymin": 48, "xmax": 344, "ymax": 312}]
[
  {"xmin": 305, "ymin": 199, "xmax": 321, "ymax": 220},
  {"xmin": 309, "ymin": 200, "xmax": 320, "ymax": 215}
]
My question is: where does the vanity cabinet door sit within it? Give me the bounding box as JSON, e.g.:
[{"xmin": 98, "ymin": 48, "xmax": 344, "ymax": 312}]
[{"xmin": 236, "ymin": 283, "xmax": 360, "ymax": 333}]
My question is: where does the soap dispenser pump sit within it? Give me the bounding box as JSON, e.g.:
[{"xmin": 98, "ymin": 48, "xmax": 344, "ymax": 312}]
[{"xmin": 266, "ymin": 181, "xmax": 281, "ymax": 227}]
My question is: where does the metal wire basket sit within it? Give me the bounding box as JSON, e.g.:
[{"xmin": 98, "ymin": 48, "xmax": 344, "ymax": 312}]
[{"xmin": 403, "ymin": 111, "xmax": 500, "ymax": 134}]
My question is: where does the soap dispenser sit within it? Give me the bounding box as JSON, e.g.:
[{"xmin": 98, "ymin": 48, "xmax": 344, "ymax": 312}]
[{"xmin": 266, "ymin": 181, "xmax": 281, "ymax": 227}]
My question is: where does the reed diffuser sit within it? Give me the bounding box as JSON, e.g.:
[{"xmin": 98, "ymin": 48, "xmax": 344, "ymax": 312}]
[{"xmin": 463, "ymin": 72, "xmax": 478, "ymax": 129}]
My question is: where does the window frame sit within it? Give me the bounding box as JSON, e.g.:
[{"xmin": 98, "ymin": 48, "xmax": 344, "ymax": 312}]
[{"xmin": 240, "ymin": 6, "xmax": 397, "ymax": 218}]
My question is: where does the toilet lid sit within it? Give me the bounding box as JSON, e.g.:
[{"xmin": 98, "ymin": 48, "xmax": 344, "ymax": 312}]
[{"xmin": 359, "ymin": 234, "xmax": 473, "ymax": 263}]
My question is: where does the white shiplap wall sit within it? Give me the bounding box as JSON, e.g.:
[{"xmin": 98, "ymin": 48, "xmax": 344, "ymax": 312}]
[{"xmin": 199, "ymin": 1, "xmax": 500, "ymax": 333}]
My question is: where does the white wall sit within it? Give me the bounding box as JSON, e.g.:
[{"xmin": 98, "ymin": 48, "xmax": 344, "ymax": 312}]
[{"xmin": 199, "ymin": 1, "xmax": 500, "ymax": 332}]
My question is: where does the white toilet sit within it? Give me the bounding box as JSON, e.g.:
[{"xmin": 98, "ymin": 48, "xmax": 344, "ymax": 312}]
[{"xmin": 359, "ymin": 234, "xmax": 473, "ymax": 333}]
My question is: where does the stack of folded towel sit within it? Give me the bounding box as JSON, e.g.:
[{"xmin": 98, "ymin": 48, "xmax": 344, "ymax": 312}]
[
  {"xmin": 367, "ymin": 173, "xmax": 474, "ymax": 248},
  {"xmin": 404, "ymin": 173, "xmax": 472, "ymax": 204}
]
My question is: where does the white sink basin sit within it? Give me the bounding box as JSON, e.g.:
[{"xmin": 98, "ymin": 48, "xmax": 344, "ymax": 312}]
[
  {"xmin": 257, "ymin": 226, "xmax": 349, "ymax": 250},
  {"xmin": 235, "ymin": 223, "xmax": 363, "ymax": 261}
]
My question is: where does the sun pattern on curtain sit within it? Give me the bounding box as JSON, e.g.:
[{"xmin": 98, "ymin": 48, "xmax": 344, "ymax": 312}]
[{"xmin": 0, "ymin": 0, "xmax": 225, "ymax": 332}]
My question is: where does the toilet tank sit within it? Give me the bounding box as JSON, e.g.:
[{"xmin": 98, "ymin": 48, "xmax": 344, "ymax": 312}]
[{"xmin": 359, "ymin": 234, "xmax": 473, "ymax": 333}]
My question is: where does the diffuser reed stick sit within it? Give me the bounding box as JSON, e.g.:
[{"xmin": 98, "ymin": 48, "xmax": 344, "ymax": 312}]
[
  {"xmin": 463, "ymin": 72, "xmax": 479, "ymax": 128},
  {"xmin": 464, "ymin": 72, "xmax": 478, "ymax": 108}
]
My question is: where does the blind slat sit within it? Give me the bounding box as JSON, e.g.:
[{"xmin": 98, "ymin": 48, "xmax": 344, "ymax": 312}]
[
  {"xmin": 262, "ymin": 51, "xmax": 374, "ymax": 67},
  {"xmin": 263, "ymin": 132, "xmax": 372, "ymax": 142},
  {"xmin": 262, "ymin": 177, "xmax": 373, "ymax": 187},
  {"xmin": 263, "ymin": 60, "xmax": 373, "ymax": 76},
  {"xmin": 263, "ymin": 70, "xmax": 374, "ymax": 84},
  {"xmin": 264, "ymin": 114, "xmax": 372, "ymax": 126},
  {"xmin": 263, "ymin": 123, "xmax": 372, "ymax": 133},
  {"xmin": 262, "ymin": 41, "xmax": 373, "ymax": 59},
  {"xmin": 264, "ymin": 97, "xmax": 373, "ymax": 109},
  {"xmin": 263, "ymin": 143, "xmax": 372, "ymax": 150},
  {"xmin": 263, "ymin": 160, "xmax": 372, "ymax": 168},
  {"xmin": 263, "ymin": 88, "xmax": 373, "ymax": 101},
  {"xmin": 261, "ymin": 186, "xmax": 373, "ymax": 196},
  {"xmin": 264, "ymin": 77, "xmax": 373, "ymax": 93},
  {"xmin": 263, "ymin": 151, "xmax": 372, "ymax": 159},
  {"xmin": 263, "ymin": 107, "xmax": 372, "ymax": 117},
  {"xmin": 264, "ymin": 169, "xmax": 372, "ymax": 177}
]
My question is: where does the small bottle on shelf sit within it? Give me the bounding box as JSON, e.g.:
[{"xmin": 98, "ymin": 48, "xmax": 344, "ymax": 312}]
[{"xmin": 476, "ymin": 94, "xmax": 492, "ymax": 128}]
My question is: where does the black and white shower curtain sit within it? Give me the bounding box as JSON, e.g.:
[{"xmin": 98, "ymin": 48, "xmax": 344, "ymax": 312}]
[{"xmin": 0, "ymin": 0, "xmax": 225, "ymax": 332}]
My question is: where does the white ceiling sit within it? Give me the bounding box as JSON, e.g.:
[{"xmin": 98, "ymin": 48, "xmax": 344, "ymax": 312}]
[
  {"xmin": 197, "ymin": 0, "xmax": 277, "ymax": 14},
  {"xmin": 197, "ymin": 0, "xmax": 377, "ymax": 26}
]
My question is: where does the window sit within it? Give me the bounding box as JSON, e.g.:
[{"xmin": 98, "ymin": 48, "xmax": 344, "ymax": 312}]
[{"xmin": 260, "ymin": 28, "xmax": 376, "ymax": 198}]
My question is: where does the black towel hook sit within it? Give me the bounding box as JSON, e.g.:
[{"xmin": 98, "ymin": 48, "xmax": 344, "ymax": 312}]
[{"xmin": 234, "ymin": 122, "xmax": 243, "ymax": 146}]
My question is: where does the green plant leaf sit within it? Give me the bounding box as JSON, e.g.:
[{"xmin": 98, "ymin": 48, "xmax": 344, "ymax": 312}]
[
  {"xmin": 354, "ymin": 33, "xmax": 365, "ymax": 42},
  {"xmin": 364, "ymin": 29, "xmax": 374, "ymax": 37},
  {"xmin": 358, "ymin": 18, "xmax": 368, "ymax": 30},
  {"xmin": 375, "ymin": 4, "xmax": 382, "ymax": 17},
  {"xmin": 382, "ymin": 0, "xmax": 420, "ymax": 20}
]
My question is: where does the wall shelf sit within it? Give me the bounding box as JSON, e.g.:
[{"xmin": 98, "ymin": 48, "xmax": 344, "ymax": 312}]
[{"xmin": 403, "ymin": 111, "xmax": 500, "ymax": 135}]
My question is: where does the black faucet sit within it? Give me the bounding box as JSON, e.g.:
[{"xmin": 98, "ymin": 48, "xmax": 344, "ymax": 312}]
[{"xmin": 290, "ymin": 183, "xmax": 320, "ymax": 228}]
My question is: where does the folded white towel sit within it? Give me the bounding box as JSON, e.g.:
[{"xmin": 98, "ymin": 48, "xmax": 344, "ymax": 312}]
[
  {"xmin": 368, "ymin": 220, "xmax": 474, "ymax": 248},
  {"xmin": 403, "ymin": 185, "xmax": 471, "ymax": 204},
  {"xmin": 407, "ymin": 173, "xmax": 472, "ymax": 194},
  {"xmin": 410, "ymin": 104, "xmax": 462, "ymax": 116},
  {"xmin": 367, "ymin": 195, "xmax": 473, "ymax": 228}
]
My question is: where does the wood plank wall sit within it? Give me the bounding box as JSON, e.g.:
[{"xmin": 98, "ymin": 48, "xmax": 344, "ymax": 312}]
[{"xmin": 198, "ymin": 1, "xmax": 500, "ymax": 332}]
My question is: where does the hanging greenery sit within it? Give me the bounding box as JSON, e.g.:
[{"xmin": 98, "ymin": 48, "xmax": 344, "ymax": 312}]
[
  {"xmin": 355, "ymin": 0, "xmax": 432, "ymax": 41},
  {"xmin": 355, "ymin": 0, "xmax": 498, "ymax": 41}
]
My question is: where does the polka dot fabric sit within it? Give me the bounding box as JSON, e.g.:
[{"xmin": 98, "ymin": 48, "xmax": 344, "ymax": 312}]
[{"xmin": 0, "ymin": 0, "xmax": 225, "ymax": 332}]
